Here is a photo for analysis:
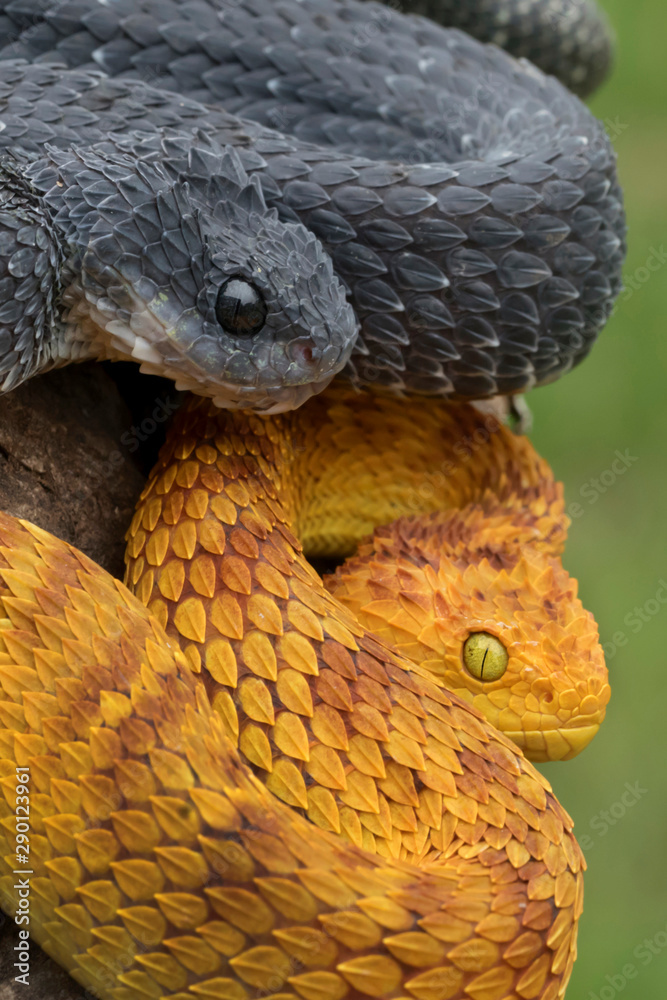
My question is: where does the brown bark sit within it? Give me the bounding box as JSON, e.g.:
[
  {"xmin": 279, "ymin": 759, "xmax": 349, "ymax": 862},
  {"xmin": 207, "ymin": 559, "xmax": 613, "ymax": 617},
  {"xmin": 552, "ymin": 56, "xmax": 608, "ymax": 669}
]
[{"xmin": 0, "ymin": 364, "xmax": 157, "ymax": 577}]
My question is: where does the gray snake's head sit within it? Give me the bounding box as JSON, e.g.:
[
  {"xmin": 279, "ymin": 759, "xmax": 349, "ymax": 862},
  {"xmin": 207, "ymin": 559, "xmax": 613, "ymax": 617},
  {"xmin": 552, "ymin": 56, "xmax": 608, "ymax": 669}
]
[{"xmin": 31, "ymin": 139, "xmax": 358, "ymax": 412}]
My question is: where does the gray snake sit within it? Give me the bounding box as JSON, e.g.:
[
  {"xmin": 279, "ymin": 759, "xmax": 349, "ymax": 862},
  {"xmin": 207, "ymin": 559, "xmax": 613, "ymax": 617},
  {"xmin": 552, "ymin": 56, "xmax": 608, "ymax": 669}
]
[{"xmin": 0, "ymin": 0, "xmax": 625, "ymax": 411}]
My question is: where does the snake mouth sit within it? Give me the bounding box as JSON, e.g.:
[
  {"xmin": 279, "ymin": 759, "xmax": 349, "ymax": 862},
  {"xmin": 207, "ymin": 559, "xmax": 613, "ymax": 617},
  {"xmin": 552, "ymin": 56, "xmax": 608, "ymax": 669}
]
[
  {"xmin": 506, "ymin": 724, "xmax": 601, "ymax": 762},
  {"xmin": 211, "ymin": 373, "xmax": 337, "ymax": 414},
  {"xmin": 134, "ymin": 355, "xmax": 337, "ymax": 413}
]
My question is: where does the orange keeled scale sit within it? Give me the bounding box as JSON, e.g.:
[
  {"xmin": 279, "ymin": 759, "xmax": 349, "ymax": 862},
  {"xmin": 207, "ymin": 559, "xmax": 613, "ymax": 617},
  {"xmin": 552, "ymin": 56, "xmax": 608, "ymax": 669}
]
[{"xmin": 0, "ymin": 387, "xmax": 608, "ymax": 1000}]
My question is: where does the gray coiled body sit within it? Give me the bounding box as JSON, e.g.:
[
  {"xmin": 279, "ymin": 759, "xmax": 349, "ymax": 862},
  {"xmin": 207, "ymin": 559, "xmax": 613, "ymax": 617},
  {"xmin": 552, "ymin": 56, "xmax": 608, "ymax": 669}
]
[{"xmin": 0, "ymin": 0, "xmax": 625, "ymax": 404}]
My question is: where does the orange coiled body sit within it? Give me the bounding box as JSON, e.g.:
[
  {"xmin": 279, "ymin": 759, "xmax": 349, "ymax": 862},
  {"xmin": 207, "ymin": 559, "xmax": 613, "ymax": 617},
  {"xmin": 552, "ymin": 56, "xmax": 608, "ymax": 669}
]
[
  {"xmin": 127, "ymin": 387, "xmax": 608, "ymax": 763},
  {"xmin": 0, "ymin": 388, "xmax": 602, "ymax": 1000}
]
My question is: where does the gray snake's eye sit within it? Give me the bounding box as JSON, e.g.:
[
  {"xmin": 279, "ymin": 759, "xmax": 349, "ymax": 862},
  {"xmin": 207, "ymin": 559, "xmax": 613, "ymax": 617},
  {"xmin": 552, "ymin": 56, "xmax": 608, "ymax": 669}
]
[{"xmin": 216, "ymin": 277, "xmax": 267, "ymax": 336}]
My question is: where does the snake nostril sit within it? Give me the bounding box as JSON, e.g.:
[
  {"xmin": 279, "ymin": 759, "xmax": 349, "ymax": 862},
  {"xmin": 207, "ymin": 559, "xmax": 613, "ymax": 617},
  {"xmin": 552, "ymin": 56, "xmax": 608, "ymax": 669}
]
[
  {"xmin": 543, "ymin": 692, "xmax": 554, "ymax": 704},
  {"xmin": 290, "ymin": 341, "xmax": 319, "ymax": 367}
]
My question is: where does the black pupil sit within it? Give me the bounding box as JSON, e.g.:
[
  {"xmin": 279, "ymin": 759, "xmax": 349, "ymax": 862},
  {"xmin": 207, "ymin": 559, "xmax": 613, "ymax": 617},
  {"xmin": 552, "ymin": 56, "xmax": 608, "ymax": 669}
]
[{"xmin": 215, "ymin": 277, "xmax": 267, "ymax": 336}]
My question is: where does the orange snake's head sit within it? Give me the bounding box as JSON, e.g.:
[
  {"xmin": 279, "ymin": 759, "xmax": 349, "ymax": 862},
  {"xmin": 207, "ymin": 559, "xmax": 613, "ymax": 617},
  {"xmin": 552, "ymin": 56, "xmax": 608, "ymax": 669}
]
[
  {"xmin": 328, "ymin": 507, "xmax": 610, "ymax": 762},
  {"xmin": 427, "ymin": 548, "xmax": 610, "ymax": 762}
]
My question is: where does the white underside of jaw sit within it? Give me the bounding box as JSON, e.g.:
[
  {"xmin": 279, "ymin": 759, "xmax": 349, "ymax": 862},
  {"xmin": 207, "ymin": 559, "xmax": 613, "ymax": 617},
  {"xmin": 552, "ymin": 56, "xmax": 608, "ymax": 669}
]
[{"xmin": 60, "ymin": 281, "xmax": 167, "ymax": 365}]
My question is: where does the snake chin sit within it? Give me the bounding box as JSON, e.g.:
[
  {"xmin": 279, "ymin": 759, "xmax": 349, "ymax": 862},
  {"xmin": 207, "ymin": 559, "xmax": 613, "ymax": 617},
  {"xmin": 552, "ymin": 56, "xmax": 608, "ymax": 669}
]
[
  {"xmin": 508, "ymin": 724, "xmax": 601, "ymax": 762},
  {"xmin": 208, "ymin": 376, "xmax": 339, "ymax": 415},
  {"xmin": 204, "ymin": 372, "xmax": 339, "ymax": 414}
]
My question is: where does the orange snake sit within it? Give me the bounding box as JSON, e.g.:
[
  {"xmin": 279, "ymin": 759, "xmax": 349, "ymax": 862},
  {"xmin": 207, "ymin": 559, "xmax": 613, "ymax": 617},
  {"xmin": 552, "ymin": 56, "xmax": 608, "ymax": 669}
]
[{"xmin": 0, "ymin": 387, "xmax": 609, "ymax": 1000}]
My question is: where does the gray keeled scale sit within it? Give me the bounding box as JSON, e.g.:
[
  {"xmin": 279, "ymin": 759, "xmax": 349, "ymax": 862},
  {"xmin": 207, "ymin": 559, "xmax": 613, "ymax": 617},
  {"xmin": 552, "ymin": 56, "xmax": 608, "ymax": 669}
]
[
  {"xmin": 0, "ymin": 0, "xmax": 625, "ymax": 401},
  {"xmin": 0, "ymin": 160, "xmax": 64, "ymax": 390}
]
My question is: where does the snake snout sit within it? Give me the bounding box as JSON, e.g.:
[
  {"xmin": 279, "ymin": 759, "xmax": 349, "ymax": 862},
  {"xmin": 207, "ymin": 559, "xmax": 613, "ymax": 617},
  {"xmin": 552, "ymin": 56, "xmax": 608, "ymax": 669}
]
[
  {"xmin": 509, "ymin": 650, "xmax": 611, "ymax": 761},
  {"xmin": 287, "ymin": 338, "xmax": 323, "ymax": 374},
  {"xmin": 284, "ymin": 333, "xmax": 352, "ymax": 380}
]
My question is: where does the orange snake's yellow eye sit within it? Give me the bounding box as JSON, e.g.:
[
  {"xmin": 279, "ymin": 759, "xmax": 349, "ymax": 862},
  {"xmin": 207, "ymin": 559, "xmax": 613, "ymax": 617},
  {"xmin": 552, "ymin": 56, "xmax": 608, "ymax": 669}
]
[{"xmin": 463, "ymin": 632, "xmax": 508, "ymax": 682}]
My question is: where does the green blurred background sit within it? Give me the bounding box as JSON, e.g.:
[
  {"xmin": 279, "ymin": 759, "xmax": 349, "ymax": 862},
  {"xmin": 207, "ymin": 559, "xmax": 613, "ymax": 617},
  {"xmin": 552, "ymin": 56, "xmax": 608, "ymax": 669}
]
[{"xmin": 528, "ymin": 1, "xmax": 667, "ymax": 995}]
